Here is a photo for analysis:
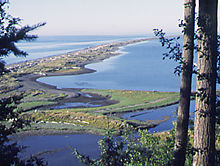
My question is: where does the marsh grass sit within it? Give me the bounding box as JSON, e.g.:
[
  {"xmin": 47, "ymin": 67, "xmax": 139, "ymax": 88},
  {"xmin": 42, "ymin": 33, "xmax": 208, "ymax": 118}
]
[
  {"xmin": 18, "ymin": 101, "xmax": 56, "ymax": 111},
  {"xmin": 19, "ymin": 89, "xmax": 180, "ymax": 134},
  {"xmin": 70, "ymin": 89, "xmax": 179, "ymax": 113}
]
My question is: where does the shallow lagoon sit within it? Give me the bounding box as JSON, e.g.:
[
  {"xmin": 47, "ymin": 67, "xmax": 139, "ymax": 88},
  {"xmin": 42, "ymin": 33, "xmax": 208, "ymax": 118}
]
[
  {"xmin": 123, "ymin": 100, "xmax": 195, "ymax": 133},
  {"xmin": 17, "ymin": 134, "xmax": 102, "ymax": 166}
]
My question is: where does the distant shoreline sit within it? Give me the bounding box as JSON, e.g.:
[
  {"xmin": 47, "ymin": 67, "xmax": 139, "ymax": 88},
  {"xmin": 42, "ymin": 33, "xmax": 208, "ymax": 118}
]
[
  {"xmin": 8, "ymin": 37, "xmax": 154, "ymax": 67},
  {"xmin": 10, "ymin": 37, "xmax": 157, "ymax": 95}
]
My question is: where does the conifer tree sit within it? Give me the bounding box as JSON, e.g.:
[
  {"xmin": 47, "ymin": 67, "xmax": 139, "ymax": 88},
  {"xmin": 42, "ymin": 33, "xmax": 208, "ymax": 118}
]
[
  {"xmin": 0, "ymin": 1, "xmax": 45, "ymax": 75},
  {"xmin": 0, "ymin": 1, "xmax": 46, "ymax": 165}
]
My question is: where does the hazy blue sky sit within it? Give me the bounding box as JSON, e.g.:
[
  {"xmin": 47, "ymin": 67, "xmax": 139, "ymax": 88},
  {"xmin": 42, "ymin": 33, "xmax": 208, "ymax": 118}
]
[{"xmin": 8, "ymin": 0, "xmax": 213, "ymax": 36}]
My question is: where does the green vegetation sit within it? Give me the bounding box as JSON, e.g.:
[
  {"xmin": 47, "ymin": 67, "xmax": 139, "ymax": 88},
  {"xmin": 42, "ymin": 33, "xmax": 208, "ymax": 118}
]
[
  {"xmin": 18, "ymin": 101, "xmax": 56, "ymax": 111},
  {"xmin": 17, "ymin": 89, "xmax": 179, "ymax": 134},
  {"xmin": 22, "ymin": 89, "xmax": 67, "ymax": 102},
  {"xmin": 74, "ymin": 128, "xmax": 194, "ymax": 166},
  {"xmin": 72, "ymin": 89, "xmax": 179, "ymax": 113},
  {"xmin": 22, "ymin": 111, "xmax": 126, "ymax": 135},
  {"xmin": 74, "ymin": 125, "xmax": 220, "ymax": 166}
]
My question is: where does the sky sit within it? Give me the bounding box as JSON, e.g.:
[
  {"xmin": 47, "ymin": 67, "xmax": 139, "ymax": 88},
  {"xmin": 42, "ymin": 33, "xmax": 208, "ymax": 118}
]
[{"xmin": 6, "ymin": 0, "xmax": 216, "ymax": 36}]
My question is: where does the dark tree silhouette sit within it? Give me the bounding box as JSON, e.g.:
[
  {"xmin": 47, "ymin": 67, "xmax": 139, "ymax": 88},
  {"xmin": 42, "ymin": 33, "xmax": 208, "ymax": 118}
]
[
  {"xmin": 0, "ymin": 2, "xmax": 46, "ymax": 165},
  {"xmin": 0, "ymin": 1, "xmax": 45, "ymax": 75},
  {"xmin": 193, "ymin": 0, "xmax": 218, "ymax": 165},
  {"xmin": 0, "ymin": 95, "xmax": 47, "ymax": 166},
  {"xmin": 173, "ymin": 0, "xmax": 195, "ymax": 165}
]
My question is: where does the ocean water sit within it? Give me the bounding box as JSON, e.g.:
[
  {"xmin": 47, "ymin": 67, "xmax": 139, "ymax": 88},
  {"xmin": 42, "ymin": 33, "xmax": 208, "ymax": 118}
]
[
  {"xmin": 5, "ymin": 35, "xmax": 146, "ymax": 64},
  {"xmin": 38, "ymin": 37, "xmax": 189, "ymax": 92}
]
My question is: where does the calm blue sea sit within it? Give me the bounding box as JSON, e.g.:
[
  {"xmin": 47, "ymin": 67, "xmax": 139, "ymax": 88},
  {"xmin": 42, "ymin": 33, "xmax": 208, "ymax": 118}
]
[
  {"xmin": 36, "ymin": 36, "xmax": 187, "ymax": 92},
  {"xmin": 5, "ymin": 35, "xmax": 147, "ymax": 64}
]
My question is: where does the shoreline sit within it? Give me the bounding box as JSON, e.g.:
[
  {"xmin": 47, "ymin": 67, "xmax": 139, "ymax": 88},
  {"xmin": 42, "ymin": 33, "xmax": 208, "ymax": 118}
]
[
  {"xmin": 10, "ymin": 37, "xmax": 156, "ymax": 99},
  {"xmin": 12, "ymin": 128, "xmax": 105, "ymax": 138},
  {"xmin": 7, "ymin": 37, "xmax": 154, "ymax": 66}
]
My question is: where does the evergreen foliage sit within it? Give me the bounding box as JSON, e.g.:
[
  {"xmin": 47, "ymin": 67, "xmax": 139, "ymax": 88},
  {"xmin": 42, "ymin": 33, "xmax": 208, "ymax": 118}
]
[
  {"xmin": 73, "ymin": 128, "xmax": 194, "ymax": 166},
  {"xmin": 0, "ymin": 2, "xmax": 45, "ymax": 75},
  {"xmin": 0, "ymin": 1, "xmax": 46, "ymax": 165},
  {"xmin": 0, "ymin": 95, "xmax": 47, "ymax": 166}
]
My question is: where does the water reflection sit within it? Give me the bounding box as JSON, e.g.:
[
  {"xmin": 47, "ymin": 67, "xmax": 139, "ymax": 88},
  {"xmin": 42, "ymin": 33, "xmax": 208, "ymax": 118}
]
[
  {"xmin": 17, "ymin": 134, "xmax": 102, "ymax": 166},
  {"xmin": 51, "ymin": 101, "xmax": 102, "ymax": 109},
  {"xmin": 122, "ymin": 100, "xmax": 195, "ymax": 133}
]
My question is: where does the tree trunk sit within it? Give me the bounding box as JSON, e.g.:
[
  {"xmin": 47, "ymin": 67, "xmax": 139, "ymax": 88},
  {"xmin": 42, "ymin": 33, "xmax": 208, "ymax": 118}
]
[
  {"xmin": 193, "ymin": 0, "xmax": 218, "ymax": 165},
  {"xmin": 173, "ymin": 0, "xmax": 195, "ymax": 165}
]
